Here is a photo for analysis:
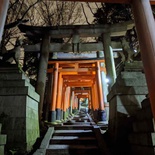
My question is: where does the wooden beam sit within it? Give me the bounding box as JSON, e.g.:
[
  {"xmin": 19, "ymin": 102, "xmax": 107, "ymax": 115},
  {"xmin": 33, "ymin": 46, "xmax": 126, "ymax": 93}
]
[
  {"xmin": 77, "ymin": 95, "xmax": 88, "ymax": 98},
  {"xmin": 53, "ymin": 0, "xmax": 155, "ymax": 5},
  {"xmin": 48, "ymin": 59, "xmax": 104, "ymax": 64},
  {"xmin": 74, "ymin": 90, "xmax": 90, "ymax": 93},
  {"xmin": 64, "ymin": 82, "xmax": 93, "ymax": 87},
  {"xmin": 58, "ymin": 68, "xmax": 96, "ymax": 72},
  {"xmin": 59, "ymin": 0, "xmax": 130, "ymax": 3},
  {"xmin": 62, "ymin": 75, "xmax": 95, "ymax": 80}
]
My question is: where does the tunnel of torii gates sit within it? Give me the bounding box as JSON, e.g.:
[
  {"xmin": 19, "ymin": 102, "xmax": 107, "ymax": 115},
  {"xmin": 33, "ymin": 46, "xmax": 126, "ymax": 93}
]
[
  {"xmin": 18, "ymin": 20, "xmax": 134, "ymax": 122},
  {"xmin": 2, "ymin": 0, "xmax": 155, "ymax": 123}
]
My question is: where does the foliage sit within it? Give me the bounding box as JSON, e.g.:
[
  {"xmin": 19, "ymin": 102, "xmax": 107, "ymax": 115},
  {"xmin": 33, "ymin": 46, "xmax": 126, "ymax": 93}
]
[
  {"xmin": 93, "ymin": 3, "xmax": 133, "ymax": 25},
  {"xmin": 93, "ymin": 3, "xmax": 140, "ymax": 63}
]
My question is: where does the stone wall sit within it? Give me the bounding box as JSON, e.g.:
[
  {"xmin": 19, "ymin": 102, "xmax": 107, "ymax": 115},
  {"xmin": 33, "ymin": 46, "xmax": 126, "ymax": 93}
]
[
  {"xmin": 0, "ymin": 67, "xmax": 40, "ymax": 153},
  {"xmin": 107, "ymin": 62, "xmax": 148, "ymax": 142},
  {"xmin": 129, "ymin": 98, "xmax": 155, "ymax": 155},
  {"xmin": 0, "ymin": 123, "xmax": 7, "ymax": 155}
]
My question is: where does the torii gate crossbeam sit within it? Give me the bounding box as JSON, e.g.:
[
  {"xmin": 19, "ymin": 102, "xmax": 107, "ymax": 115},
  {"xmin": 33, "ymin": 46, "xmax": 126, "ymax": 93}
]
[{"xmin": 56, "ymin": 0, "xmax": 155, "ymax": 4}]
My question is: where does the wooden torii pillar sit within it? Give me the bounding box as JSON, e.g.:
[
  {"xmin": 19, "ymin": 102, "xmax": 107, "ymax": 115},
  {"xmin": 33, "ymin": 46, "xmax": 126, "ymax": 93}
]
[
  {"xmin": 131, "ymin": 0, "xmax": 155, "ymax": 120},
  {"xmin": 50, "ymin": 63, "xmax": 59, "ymax": 122},
  {"xmin": 56, "ymin": 72, "xmax": 63, "ymax": 120},
  {"xmin": 96, "ymin": 61, "xmax": 106, "ymax": 121}
]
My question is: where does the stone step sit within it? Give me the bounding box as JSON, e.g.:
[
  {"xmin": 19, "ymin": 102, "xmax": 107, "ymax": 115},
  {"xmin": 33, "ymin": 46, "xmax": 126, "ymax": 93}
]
[
  {"xmin": 0, "ymin": 86, "xmax": 39, "ymax": 102},
  {"xmin": 46, "ymin": 145, "xmax": 100, "ymax": 155},
  {"xmin": 119, "ymin": 72, "xmax": 146, "ymax": 79},
  {"xmin": 72, "ymin": 119, "xmax": 89, "ymax": 122},
  {"xmin": 0, "ymin": 73, "xmax": 30, "ymax": 82},
  {"xmin": 50, "ymin": 137, "xmax": 97, "ymax": 145},
  {"xmin": 55, "ymin": 125, "xmax": 93, "ymax": 130},
  {"xmin": 129, "ymin": 132, "xmax": 155, "ymax": 146},
  {"xmin": 0, "ymin": 134, "xmax": 7, "ymax": 145},
  {"xmin": 133, "ymin": 118, "xmax": 155, "ymax": 132},
  {"xmin": 53, "ymin": 131, "xmax": 94, "ymax": 137},
  {"xmin": 63, "ymin": 122, "xmax": 91, "ymax": 125},
  {"xmin": 0, "ymin": 80, "xmax": 35, "ymax": 91},
  {"xmin": 124, "ymin": 61, "xmax": 143, "ymax": 70},
  {"xmin": 0, "ymin": 66, "xmax": 19, "ymax": 73}
]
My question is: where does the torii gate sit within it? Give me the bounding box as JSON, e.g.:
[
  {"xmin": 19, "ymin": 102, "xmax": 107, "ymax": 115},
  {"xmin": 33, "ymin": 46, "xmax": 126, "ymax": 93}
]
[
  {"xmin": 1, "ymin": 0, "xmax": 155, "ymax": 122},
  {"xmin": 62, "ymin": 0, "xmax": 155, "ymax": 124}
]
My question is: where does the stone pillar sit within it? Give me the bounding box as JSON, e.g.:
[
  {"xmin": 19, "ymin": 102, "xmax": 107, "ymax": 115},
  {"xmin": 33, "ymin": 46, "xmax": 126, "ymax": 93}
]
[
  {"xmin": 131, "ymin": 0, "xmax": 155, "ymax": 120},
  {"xmin": 101, "ymin": 70, "xmax": 109, "ymax": 121},
  {"xmin": 50, "ymin": 63, "xmax": 59, "ymax": 122},
  {"xmin": 45, "ymin": 73, "xmax": 53, "ymax": 121},
  {"xmin": 0, "ymin": 0, "xmax": 9, "ymax": 42},
  {"xmin": 103, "ymin": 33, "xmax": 116, "ymax": 89},
  {"xmin": 36, "ymin": 35, "xmax": 50, "ymax": 121}
]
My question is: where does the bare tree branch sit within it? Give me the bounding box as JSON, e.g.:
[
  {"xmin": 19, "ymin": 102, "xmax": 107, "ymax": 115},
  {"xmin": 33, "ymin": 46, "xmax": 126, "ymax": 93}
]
[
  {"xmin": 81, "ymin": 3, "xmax": 90, "ymax": 25},
  {"xmin": 86, "ymin": 2, "xmax": 95, "ymax": 15}
]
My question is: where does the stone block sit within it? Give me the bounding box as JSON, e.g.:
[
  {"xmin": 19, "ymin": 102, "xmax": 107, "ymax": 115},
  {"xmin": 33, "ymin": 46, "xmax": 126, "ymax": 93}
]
[
  {"xmin": 116, "ymin": 95, "xmax": 145, "ymax": 107},
  {"xmin": 133, "ymin": 118, "xmax": 155, "ymax": 133},
  {"xmin": 124, "ymin": 61, "xmax": 144, "ymax": 71},
  {"xmin": 129, "ymin": 132, "xmax": 155, "ymax": 146},
  {"xmin": 26, "ymin": 129, "xmax": 39, "ymax": 145},
  {"xmin": 26, "ymin": 118, "xmax": 39, "ymax": 130},
  {"xmin": 0, "ymin": 80, "xmax": 35, "ymax": 91},
  {"xmin": 0, "ymin": 134, "xmax": 7, "ymax": 145},
  {"xmin": 0, "ymin": 145, "xmax": 4, "ymax": 155},
  {"xmin": 0, "ymin": 96, "xmax": 26, "ymax": 117},
  {"xmin": 0, "ymin": 86, "xmax": 39, "ymax": 101},
  {"xmin": 6, "ymin": 130, "xmax": 26, "ymax": 143},
  {"xmin": 116, "ymin": 71, "xmax": 147, "ymax": 87},
  {"xmin": 0, "ymin": 73, "xmax": 30, "ymax": 82},
  {"xmin": 108, "ymin": 86, "xmax": 148, "ymax": 101},
  {"xmin": 26, "ymin": 96, "xmax": 39, "ymax": 110},
  {"xmin": 120, "ymin": 72, "xmax": 146, "ymax": 79}
]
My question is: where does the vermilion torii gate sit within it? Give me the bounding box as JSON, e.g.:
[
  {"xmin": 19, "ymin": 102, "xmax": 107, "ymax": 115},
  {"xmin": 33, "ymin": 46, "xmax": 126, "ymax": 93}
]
[{"xmin": 47, "ymin": 60, "xmax": 106, "ymax": 122}]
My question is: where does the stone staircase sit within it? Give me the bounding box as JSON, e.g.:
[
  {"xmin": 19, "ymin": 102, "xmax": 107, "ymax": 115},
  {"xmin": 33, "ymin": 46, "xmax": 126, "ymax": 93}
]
[
  {"xmin": 0, "ymin": 65, "xmax": 40, "ymax": 153},
  {"xmin": 0, "ymin": 123, "xmax": 7, "ymax": 155},
  {"xmin": 33, "ymin": 113, "xmax": 110, "ymax": 155},
  {"xmin": 129, "ymin": 97, "xmax": 155, "ymax": 155}
]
